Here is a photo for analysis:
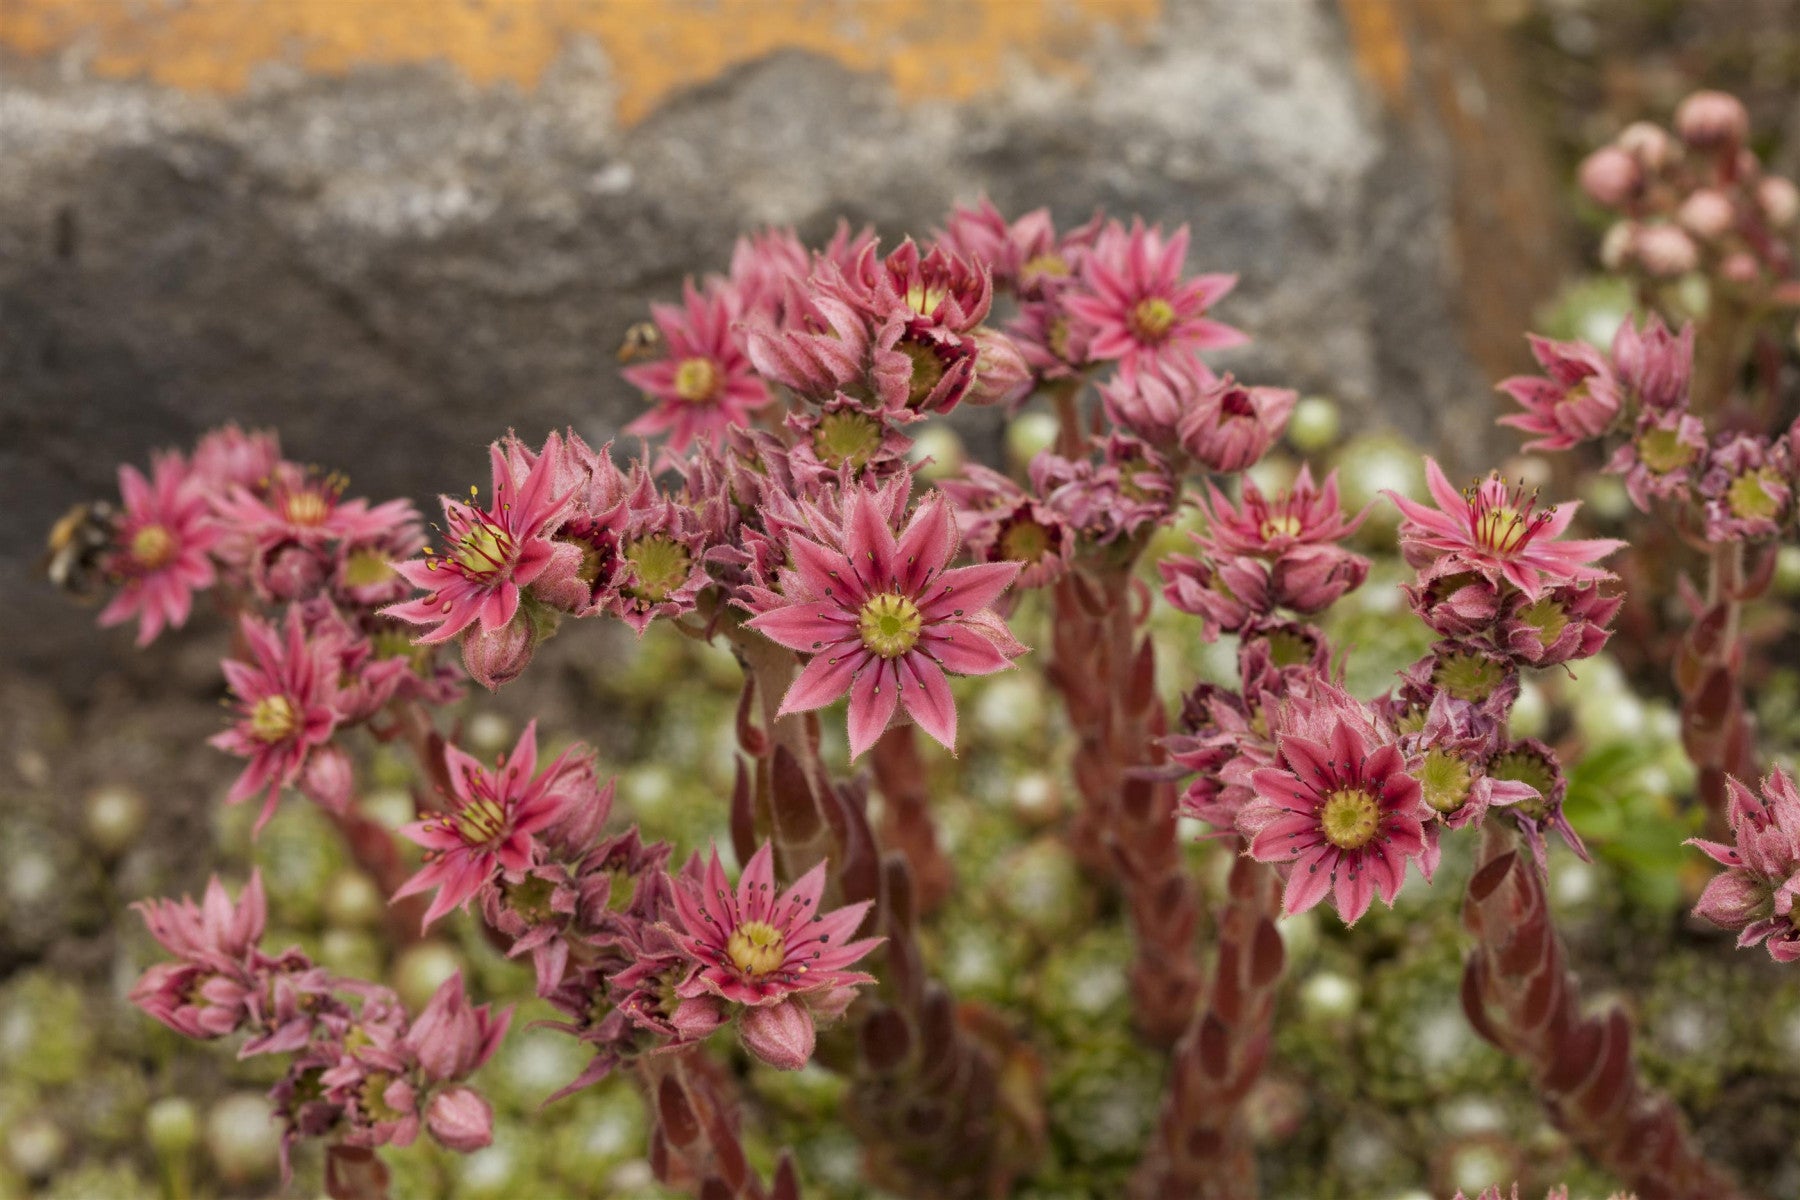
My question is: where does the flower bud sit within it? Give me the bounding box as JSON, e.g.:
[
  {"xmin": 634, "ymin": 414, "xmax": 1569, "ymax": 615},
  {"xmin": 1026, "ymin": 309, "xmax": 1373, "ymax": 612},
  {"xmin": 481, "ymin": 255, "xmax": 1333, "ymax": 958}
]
[
  {"xmin": 1597, "ymin": 221, "xmax": 1634, "ymax": 271},
  {"xmin": 1718, "ymin": 251, "xmax": 1761, "ymax": 286},
  {"xmin": 297, "ymin": 744, "xmax": 354, "ymax": 815},
  {"xmin": 1675, "ymin": 90, "xmax": 1749, "ymax": 151},
  {"xmin": 425, "ymin": 1086, "xmax": 495, "ymax": 1153},
  {"xmin": 263, "ymin": 542, "xmax": 327, "ymax": 601},
  {"xmin": 1691, "ymin": 869, "xmax": 1769, "ymax": 932},
  {"xmin": 739, "ymin": 998, "xmax": 816, "ymax": 1071},
  {"xmin": 965, "ymin": 327, "xmax": 1032, "ymax": 408},
  {"xmin": 1617, "ymin": 121, "xmax": 1676, "ymax": 172},
  {"xmin": 1633, "ymin": 223, "xmax": 1699, "ymax": 278},
  {"xmin": 1757, "ymin": 176, "xmax": 1799, "ymax": 229},
  {"xmin": 1578, "ymin": 146, "xmax": 1641, "ymax": 208},
  {"xmin": 1677, "ymin": 188, "xmax": 1735, "ymax": 240},
  {"xmin": 459, "ymin": 613, "xmax": 536, "ymax": 692}
]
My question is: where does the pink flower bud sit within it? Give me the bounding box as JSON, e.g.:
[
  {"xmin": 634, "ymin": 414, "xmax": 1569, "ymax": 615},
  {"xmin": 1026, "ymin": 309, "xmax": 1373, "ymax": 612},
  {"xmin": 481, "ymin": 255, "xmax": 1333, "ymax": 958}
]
[
  {"xmin": 1719, "ymin": 252, "xmax": 1761, "ymax": 286},
  {"xmin": 1674, "ymin": 90, "xmax": 1749, "ymax": 151},
  {"xmin": 425, "ymin": 1086, "xmax": 494, "ymax": 1153},
  {"xmin": 1757, "ymin": 176, "xmax": 1799, "ymax": 229},
  {"xmin": 1633, "ymin": 224, "xmax": 1699, "ymax": 278},
  {"xmin": 1677, "ymin": 188, "xmax": 1735, "ymax": 240},
  {"xmin": 263, "ymin": 543, "xmax": 328, "ymax": 602},
  {"xmin": 965, "ymin": 328, "xmax": 1032, "ymax": 408},
  {"xmin": 459, "ymin": 614, "xmax": 535, "ymax": 692},
  {"xmin": 670, "ymin": 995, "xmax": 729, "ymax": 1041},
  {"xmin": 405, "ymin": 972, "xmax": 512, "ymax": 1082},
  {"xmin": 1577, "ymin": 146, "xmax": 1641, "ymax": 208},
  {"xmin": 739, "ymin": 998, "xmax": 817, "ymax": 1071},
  {"xmin": 1616, "ymin": 121, "xmax": 1676, "ymax": 172},
  {"xmin": 1598, "ymin": 221, "xmax": 1635, "ymax": 271},
  {"xmin": 1692, "ymin": 869, "xmax": 1769, "ymax": 932},
  {"xmin": 297, "ymin": 744, "xmax": 354, "ymax": 815},
  {"xmin": 1177, "ymin": 377, "xmax": 1295, "ymax": 473}
]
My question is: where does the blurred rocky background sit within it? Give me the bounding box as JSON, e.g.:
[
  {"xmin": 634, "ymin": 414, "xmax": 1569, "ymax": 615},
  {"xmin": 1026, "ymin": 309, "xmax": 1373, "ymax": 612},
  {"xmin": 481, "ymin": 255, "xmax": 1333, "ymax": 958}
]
[{"xmin": 5, "ymin": 0, "xmax": 1800, "ymax": 1197}]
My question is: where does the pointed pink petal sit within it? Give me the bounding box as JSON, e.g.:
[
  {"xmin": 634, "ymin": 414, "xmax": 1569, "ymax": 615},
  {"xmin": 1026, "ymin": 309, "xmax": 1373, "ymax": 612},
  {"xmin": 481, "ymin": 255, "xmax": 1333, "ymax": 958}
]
[
  {"xmin": 846, "ymin": 660, "xmax": 900, "ymax": 760},
  {"xmin": 897, "ymin": 656, "xmax": 957, "ymax": 752},
  {"xmin": 780, "ymin": 649, "xmax": 865, "ymax": 714}
]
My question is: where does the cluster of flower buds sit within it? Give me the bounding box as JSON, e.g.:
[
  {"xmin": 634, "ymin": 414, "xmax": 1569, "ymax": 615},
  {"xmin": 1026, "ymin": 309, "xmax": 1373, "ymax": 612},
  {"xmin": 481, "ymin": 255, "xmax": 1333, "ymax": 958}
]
[
  {"xmin": 129, "ymin": 873, "xmax": 507, "ymax": 1173},
  {"xmin": 1578, "ymin": 89, "xmax": 1798, "ymax": 295},
  {"xmin": 1686, "ymin": 767, "xmax": 1800, "ymax": 963}
]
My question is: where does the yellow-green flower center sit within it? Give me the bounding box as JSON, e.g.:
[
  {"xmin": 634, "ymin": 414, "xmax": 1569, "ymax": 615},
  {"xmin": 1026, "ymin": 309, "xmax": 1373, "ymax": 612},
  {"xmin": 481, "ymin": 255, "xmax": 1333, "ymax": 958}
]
[
  {"xmin": 1473, "ymin": 505, "xmax": 1530, "ymax": 554},
  {"xmin": 1488, "ymin": 750, "xmax": 1556, "ymax": 820},
  {"xmin": 282, "ymin": 489, "xmax": 330, "ymax": 527},
  {"xmin": 1260, "ymin": 514, "xmax": 1303, "ymax": 541},
  {"xmin": 812, "ymin": 410, "xmax": 885, "ymax": 470},
  {"xmin": 360, "ymin": 1072, "xmax": 404, "ymax": 1123},
  {"xmin": 623, "ymin": 535, "xmax": 692, "ymax": 603},
  {"xmin": 453, "ymin": 523, "xmax": 511, "ymax": 578},
  {"xmin": 900, "ymin": 339, "xmax": 947, "ymax": 408},
  {"xmin": 673, "ymin": 357, "xmax": 721, "ymax": 403},
  {"xmin": 998, "ymin": 519, "xmax": 1052, "ymax": 564},
  {"xmin": 1417, "ymin": 749, "xmax": 1473, "ymax": 815},
  {"xmin": 455, "ymin": 795, "xmax": 509, "ymax": 846},
  {"xmin": 502, "ymin": 874, "xmax": 558, "ymax": 924},
  {"xmin": 1727, "ymin": 469, "xmax": 1784, "ymax": 522},
  {"xmin": 1517, "ymin": 596, "xmax": 1569, "ymax": 649},
  {"xmin": 130, "ymin": 524, "xmax": 176, "ymax": 569},
  {"xmin": 248, "ymin": 695, "xmax": 298, "ymax": 744},
  {"xmin": 1264, "ymin": 627, "xmax": 1318, "ymax": 669},
  {"xmin": 903, "ymin": 280, "xmax": 949, "ymax": 317},
  {"xmin": 859, "ymin": 592, "xmax": 923, "ymax": 659},
  {"xmin": 1130, "ymin": 296, "xmax": 1177, "ymax": 341},
  {"xmin": 341, "ymin": 549, "xmax": 393, "ymax": 589},
  {"xmin": 1021, "ymin": 253, "xmax": 1069, "ymax": 280},
  {"xmin": 1432, "ymin": 650, "xmax": 1508, "ymax": 702},
  {"xmin": 726, "ymin": 920, "xmax": 786, "ymax": 977},
  {"xmin": 1319, "ymin": 787, "xmax": 1382, "ymax": 850},
  {"xmin": 1638, "ymin": 428, "xmax": 1699, "ymax": 475}
]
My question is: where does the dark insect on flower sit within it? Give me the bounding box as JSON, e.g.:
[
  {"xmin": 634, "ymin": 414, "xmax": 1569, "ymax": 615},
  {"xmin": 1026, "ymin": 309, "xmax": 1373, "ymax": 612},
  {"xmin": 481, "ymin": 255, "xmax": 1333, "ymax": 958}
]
[
  {"xmin": 41, "ymin": 498, "xmax": 116, "ymax": 602},
  {"xmin": 616, "ymin": 320, "xmax": 664, "ymax": 364}
]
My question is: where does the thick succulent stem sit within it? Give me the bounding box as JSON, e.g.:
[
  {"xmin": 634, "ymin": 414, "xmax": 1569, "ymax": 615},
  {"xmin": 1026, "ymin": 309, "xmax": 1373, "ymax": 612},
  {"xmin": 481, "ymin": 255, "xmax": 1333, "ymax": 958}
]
[
  {"xmin": 1459, "ymin": 825, "xmax": 1745, "ymax": 1200},
  {"xmin": 642, "ymin": 1050, "xmax": 800, "ymax": 1200},
  {"xmin": 1676, "ymin": 540, "xmax": 1759, "ymax": 835},
  {"xmin": 869, "ymin": 724, "xmax": 955, "ymax": 915},
  {"xmin": 724, "ymin": 618, "xmax": 1036, "ymax": 1198},
  {"xmin": 1132, "ymin": 851, "xmax": 1285, "ymax": 1200},
  {"xmin": 1048, "ymin": 567, "xmax": 1205, "ymax": 1046}
]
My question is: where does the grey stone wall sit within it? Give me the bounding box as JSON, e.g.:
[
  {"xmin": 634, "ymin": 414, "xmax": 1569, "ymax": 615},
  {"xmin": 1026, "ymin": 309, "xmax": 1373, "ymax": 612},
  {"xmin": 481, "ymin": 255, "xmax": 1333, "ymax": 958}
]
[{"xmin": 1, "ymin": 0, "xmax": 1486, "ymax": 691}]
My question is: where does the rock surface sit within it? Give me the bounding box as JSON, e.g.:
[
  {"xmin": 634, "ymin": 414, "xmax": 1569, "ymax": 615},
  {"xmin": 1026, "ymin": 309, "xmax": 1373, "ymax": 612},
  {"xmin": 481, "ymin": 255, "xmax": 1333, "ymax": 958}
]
[{"xmin": 2, "ymin": 0, "xmax": 1490, "ymax": 690}]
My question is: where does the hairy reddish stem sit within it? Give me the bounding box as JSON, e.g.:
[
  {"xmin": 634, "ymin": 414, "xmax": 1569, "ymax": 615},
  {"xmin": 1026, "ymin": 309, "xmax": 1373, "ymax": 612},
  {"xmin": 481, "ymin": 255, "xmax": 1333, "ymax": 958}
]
[
  {"xmin": 724, "ymin": 617, "xmax": 1037, "ymax": 1198},
  {"xmin": 1460, "ymin": 825, "xmax": 1745, "ymax": 1200},
  {"xmin": 869, "ymin": 724, "xmax": 955, "ymax": 915},
  {"xmin": 1048, "ymin": 567, "xmax": 1206, "ymax": 1046},
  {"xmin": 1676, "ymin": 540, "xmax": 1759, "ymax": 836},
  {"xmin": 1132, "ymin": 851, "xmax": 1284, "ymax": 1200}
]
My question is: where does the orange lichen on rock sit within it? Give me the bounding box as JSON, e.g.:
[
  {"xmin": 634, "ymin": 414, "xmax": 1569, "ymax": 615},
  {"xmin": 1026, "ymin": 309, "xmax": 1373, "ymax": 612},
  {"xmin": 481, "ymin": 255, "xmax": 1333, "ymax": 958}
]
[{"xmin": 0, "ymin": 0, "xmax": 1161, "ymax": 124}]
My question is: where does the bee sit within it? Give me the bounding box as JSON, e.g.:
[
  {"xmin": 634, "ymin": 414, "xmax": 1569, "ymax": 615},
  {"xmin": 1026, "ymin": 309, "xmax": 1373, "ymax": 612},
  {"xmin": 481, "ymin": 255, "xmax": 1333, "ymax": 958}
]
[
  {"xmin": 617, "ymin": 321, "xmax": 664, "ymax": 364},
  {"xmin": 41, "ymin": 499, "xmax": 116, "ymax": 602}
]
